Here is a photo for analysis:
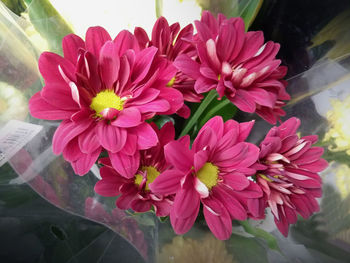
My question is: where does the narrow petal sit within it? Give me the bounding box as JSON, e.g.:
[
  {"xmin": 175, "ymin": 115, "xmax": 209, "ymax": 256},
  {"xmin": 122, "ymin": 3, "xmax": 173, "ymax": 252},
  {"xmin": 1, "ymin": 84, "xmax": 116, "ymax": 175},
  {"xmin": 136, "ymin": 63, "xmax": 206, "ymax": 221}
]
[
  {"xmin": 170, "ymin": 201, "xmax": 199, "ymax": 235},
  {"xmin": 149, "ymin": 169, "xmax": 185, "ymax": 195},
  {"xmin": 96, "ymin": 122, "xmax": 127, "ymax": 152},
  {"xmin": 53, "ymin": 119, "xmax": 91, "ymax": 154},
  {"xmin": 133, "ymin": 122, "xmax": 158, "ymax": 150},
  {"xmin": 203, "ymin": 201, "xmax": 232, "ymax": 240},
  {"xmin": 109, "ymin": 151, "xmax": 140, "ymax": 178},
  {"xmin": 70, "ymin": 148, "xmax": 101, "ymax": 175},
  {"xmin": 85, "ymin": 26, "xmax": 112, "ymax": 58},
  {"xmin": 62, "ymin": 34, "xmax": 85, "ymax": 64},
  {"xmin": 164, "ymin": 140, "xmax": 193, "ymax": 172},
  {"xmin": 111, "ymin": 108, "xmax": 141, "ymax": 127}
]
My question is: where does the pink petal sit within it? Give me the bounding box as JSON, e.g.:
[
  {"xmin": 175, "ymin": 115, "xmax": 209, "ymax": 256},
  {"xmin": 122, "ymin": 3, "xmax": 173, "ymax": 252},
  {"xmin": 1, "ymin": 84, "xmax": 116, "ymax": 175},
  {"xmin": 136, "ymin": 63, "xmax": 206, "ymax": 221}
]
[
  {"xmin": 111, "ymin": 108, "xmax": 141, "ymax": 127},
  {"xmin": 278, "ymin": 117, "xmax": 300, "ymax": 139},
  {"xmin": 122, "ymin": 134, "xmax": 138, "ymax": 155},
  {"xmin": 62, "ymin": 34, "xmax": 85, "ymax": 64},
  {"xmin": 194, "ymin": 76, "xmax": 217, "ymax": 94},
  {"xmin": 113, "ymin": 30, "xmax": 139, "ymax": 56},
  {"xmin": 135, "ymin": 99, "xmax": 170, "ymax": 113},
  {"xmin": 38, "ymin": 52, "xmax": 75, "ymax": 84},
  {"xmin": 223, "ymin": 172, "xmax": 250, "ymax": 191},
  {"xmin": 53, "ymin": 119, "xmax": 91, "ymax": 154},
  {"xmin": 109, "ymin": 151, "xmax": 140, "ymax": 178},
  {"xmin": 164, "ymin": 140, "xmax": 193, "ymax": 172},
  {"xmin": 78, "ymin": 126, "xmax": 100, "ymax": 153},
  {"xmin": 133, "ymin": 122, "xmax": 158, "ymax": 150},
  {"xmin": 70, "ymin": 148, "xmax": 101, "ymax": 176},
  {"xmin": 131, "ymin": 47, "xmax": 158, "ymax": 83},
  {"xmin": 94, "ymin": 167, "xmax": 126, "ymax": 196},
  {"xmin": 229, "ymin": 89, "xmax": 256, "ymax": 113},
  {"xmin": 85, "ymin": 26, "xmax": 112, "ymax": 58},
  {"xmin": 157, "ymin": 121, "xmax": 175, "ymax": 146},
  {"xmin": 29, "ymin": 92, "xmax": 76, "ymax": 120},
  {"xmin": 116, "ymin": 191, "xmax": 138, "ymax": 210},
  {"xmin": 192, "ymin": 127, "xmax": 217, "ymax": 152},
  {"xmin": 170, "ymin": 202, "xmax": 199, "ymax": 235},
  {"xmin": 149, "ymin": 169, "xmax": 184, "ymax": 195},
  {"xmin": 298, "ymin": 159, "xmax": 328, "ymax": 173},
  {"xmin": 199, "ymin": 116, "xmax": 224, "ymax": 139},
  {"xmin": 173, "ymin": 54, "xmax": 201, "ymax": 79},
  {"xmin": 238, "ymin": 120, "xmax": 255, "ymax": 142},
  {"xmin": 203, "ymin": 201, "xmax": 232, "ymax": 240},
  {"xmin": 131, "ymin": 199, "xmax": 152, "ymax": 213},
  {"xmin": 96, "ymin": 122, "xmax": 127, "ymax": 152},
  {"xmin": 173, "ymin": 175, "xmax": 200, "ymax": 218},
  {"xmin": 99, "ymin": 41, "xmax": 120, "ymax": 88},
  {"xmin": 194, "ymin": 150, "xmax": 209, "ymax": 172},
  {"xmin": 157, "ymin": 87, "xmax": 184, "ymax": 115}
]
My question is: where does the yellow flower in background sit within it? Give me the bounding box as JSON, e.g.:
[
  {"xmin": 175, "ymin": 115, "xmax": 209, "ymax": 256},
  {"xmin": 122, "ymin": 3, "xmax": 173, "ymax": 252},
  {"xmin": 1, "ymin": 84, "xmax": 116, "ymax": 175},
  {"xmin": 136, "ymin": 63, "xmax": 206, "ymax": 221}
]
[
  {"xmin": 0, "ymin": 82, "xmax": 28, "ymax": 124},
  {"xmin": 157, "ymin": 235, "xmax": 236, "ymax": 263},
  {"xmin": 324, "ymin": 95, "xmax": 350, "ymax": 155},
  {"xmin": 335, "ymin": 164, "xmax": 350, "ymax": 199}
]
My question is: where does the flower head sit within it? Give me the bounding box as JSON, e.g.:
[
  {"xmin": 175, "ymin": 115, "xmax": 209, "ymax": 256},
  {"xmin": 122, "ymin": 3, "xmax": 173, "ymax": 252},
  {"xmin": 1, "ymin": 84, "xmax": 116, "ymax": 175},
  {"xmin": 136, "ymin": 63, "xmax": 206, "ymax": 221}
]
[
  {"xmin": 29, "ymin": 26, "xmax": 184, "ymax": 175},
  {"xmin": 94, "ymin": 122, "xmax": 175, "ymax": 216},
  {"xmin": 174, "ymin": 11, "xmax": 290, "ymax": 124},
  {"xmin": 135, "ymin": 17, "xmax": 202, "ymax": 118},
  {"xmin": 256, "ymin": 117, "xmax": 328, "ymax": 236},
  {"xmin": 150, "ymin": 116, "xmax": 262, "ymax": 240}
]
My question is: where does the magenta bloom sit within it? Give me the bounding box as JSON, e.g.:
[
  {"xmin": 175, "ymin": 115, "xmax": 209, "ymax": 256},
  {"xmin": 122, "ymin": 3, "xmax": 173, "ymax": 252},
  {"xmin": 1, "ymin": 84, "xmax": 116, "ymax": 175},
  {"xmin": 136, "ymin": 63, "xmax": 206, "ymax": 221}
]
[
  {"xmin": 174, "ymin": 11, "xmax": 290, "ymax": 124},
  {"xmin": 29, "ymin": 26, "xmax": 184, "ymax": 175},
  {"xmin": 255, "ymin": 117, "xmax": 328, "ymax": 236},
  {"xmin": 135, "ymin": 17, "xmax": 203, "ymax": 118},
  {"xmin": 150, "ymin": 116, "xmax": 262, "ymax": 240},
  {"xmin": 94, "ymin": 122, "xmax": 175, "ymax": 217}
]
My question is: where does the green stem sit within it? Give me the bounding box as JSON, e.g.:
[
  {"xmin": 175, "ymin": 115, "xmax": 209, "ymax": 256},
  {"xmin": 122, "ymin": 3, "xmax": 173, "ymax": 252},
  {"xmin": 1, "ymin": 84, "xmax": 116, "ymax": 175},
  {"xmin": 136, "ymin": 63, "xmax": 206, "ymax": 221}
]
[
  {"xmin": 179, "ymin": 90, "xmax": 217, "ymax": 137},
  {"xmin": 199, "ymin": 98, "xmax": 231, "ymax": 127},
  {"xmin": 155, "ymin": 0, "xmax": 163, "ymax": 18}
]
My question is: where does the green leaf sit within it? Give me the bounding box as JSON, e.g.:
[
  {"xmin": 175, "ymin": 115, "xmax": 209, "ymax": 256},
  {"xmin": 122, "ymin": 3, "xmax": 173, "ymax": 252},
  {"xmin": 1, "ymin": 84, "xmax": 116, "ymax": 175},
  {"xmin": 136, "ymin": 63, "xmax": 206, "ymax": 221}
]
[
  {"xmin": 226, "ymin": 234, "xmax": 269, "ymax": 263},
  {"xmin": 239, "ymin": 220, "xmax": 280, "ymax": 251},
  {"xmin": 179, "ymin": 89, "xmax": 217, "ymax": 137},
  {"xmin": 240, "ymin": 0, "xmax": 263, "ymax": 30},
  {"xmin": 1, "ymin": 0, "xmax": 27, "ymax": 15},
  {"xmin": 199, "ymin": 97, "xmax": 237, "ymax": 127},
  {"xmin": 28, "ymin": 0, "xmax": 73, "ymax": 54}
]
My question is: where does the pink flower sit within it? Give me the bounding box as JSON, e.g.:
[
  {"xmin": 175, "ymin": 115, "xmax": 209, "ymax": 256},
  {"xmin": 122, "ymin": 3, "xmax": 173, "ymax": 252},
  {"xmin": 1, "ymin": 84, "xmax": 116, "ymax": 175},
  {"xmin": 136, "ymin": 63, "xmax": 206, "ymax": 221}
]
[
  {"xmin": 255, "ymin": 117, "xmax": 328, "ymax": 236},
  {"xmin": 29, "ymin": 26, "xmax": 184, "ymax": 175},
  {"xmin": 149, "ymin": 116, "xmax": 262, "ymax": 240},
  {"xmin": 174, "ymin": 11, "xmax": 290, "ymax": 124},
  {"xmin": 94, "ymin": 122, "xmax": 175, "ymax": 217},
  {"xmin": 135, "ymin": 17, "xmax": 203, "ymax": 118}
]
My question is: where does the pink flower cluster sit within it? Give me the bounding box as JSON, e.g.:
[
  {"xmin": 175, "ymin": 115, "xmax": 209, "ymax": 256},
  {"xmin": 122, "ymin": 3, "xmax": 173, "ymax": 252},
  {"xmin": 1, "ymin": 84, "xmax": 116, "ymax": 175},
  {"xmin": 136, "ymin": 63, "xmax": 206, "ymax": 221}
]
[{"xmin": 29, "ymin": 11, "xmax": 326, "ymax": 240}]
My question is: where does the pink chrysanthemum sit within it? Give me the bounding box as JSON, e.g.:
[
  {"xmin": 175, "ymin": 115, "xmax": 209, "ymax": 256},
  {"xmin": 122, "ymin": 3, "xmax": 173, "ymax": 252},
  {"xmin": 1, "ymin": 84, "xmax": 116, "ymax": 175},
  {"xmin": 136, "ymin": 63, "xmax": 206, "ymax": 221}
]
[
  {"xmin": 94, "ymin": 122, "xmax": 175, "ymax": 217},
  {"xmin": 29, "ymin": 26, "xmax": 184, "ymax": 175},
  {"xmin": 255, "ymin": 117, "xmax": 328, "ymax": 236},
  {"xmin": 174, "ymin": 11, "xmax": 290, "ymax": 124},
  {"xmin": 149, "ymin": 116, "xmax": 262, "ymax": 240},
  {"xmin": 135, "ymin": 17, "xmax": 203, "ymax": 118}
]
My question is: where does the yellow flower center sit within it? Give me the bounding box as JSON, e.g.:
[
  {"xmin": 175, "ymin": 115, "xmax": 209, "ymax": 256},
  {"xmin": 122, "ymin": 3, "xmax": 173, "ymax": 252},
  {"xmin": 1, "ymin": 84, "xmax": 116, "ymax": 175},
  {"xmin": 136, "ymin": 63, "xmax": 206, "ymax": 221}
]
[
  {"xmin": 90, "ymin": 90, "xmax": 124, "ymax": 116},
  {"xmin": 196, "ymin": 162, "xmax": 219, "ymax": 190},
  {"xmin": 166, "ymin": 76, "xmax": 176, "ymax": 87},
  {"xmin": 134, "ymin": 166, "xmax": 160, "ymax": 191}
]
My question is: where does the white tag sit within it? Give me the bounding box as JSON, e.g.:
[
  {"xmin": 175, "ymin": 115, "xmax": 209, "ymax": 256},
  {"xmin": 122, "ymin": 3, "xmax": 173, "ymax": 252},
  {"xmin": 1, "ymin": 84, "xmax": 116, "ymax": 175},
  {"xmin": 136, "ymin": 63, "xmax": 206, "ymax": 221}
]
[{"xmin": 0, "ymin": 120, "xmax": 43, "ymax": 167}]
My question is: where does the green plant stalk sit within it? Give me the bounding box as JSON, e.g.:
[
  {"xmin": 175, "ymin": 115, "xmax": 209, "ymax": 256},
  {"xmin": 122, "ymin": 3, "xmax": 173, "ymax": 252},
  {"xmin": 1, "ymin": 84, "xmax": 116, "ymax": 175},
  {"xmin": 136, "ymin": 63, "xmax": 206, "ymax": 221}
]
[
  {"xmin": 155, "ymin": 0, "xmax": 163, "ymax": 18},
  {"xmin": 199, "ymin": 98, "xmax": 232, "ymax": 127},
  {"xmin": 179, "ymin": 90, "xmax": 217, "ymax": 137}
]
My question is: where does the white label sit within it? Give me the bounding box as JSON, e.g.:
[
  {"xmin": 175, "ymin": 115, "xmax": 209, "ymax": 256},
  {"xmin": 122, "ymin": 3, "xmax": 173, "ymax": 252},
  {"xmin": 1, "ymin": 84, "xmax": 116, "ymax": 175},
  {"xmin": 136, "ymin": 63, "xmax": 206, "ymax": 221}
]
[{"xmin": 0, "ymin": 120, "xmax": 43, "ymax": 167}]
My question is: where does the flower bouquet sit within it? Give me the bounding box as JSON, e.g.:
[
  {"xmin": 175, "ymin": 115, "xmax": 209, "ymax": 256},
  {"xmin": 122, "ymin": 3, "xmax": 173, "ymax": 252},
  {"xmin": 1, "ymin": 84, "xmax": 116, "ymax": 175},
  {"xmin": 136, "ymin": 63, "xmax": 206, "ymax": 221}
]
[{"xmin": 1, "ymin": 0, "xmax": 350, "ymax": 262}]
